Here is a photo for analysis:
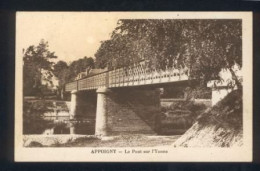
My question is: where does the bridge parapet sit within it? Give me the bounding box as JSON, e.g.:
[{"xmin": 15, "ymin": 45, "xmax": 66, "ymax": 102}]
[{"xmin": 65, "ymin": 61, "xmax": 189, "ymax": 92}]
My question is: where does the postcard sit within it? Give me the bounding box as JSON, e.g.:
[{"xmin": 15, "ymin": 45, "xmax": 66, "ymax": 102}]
[{"xmin": 15, "ymin": 12, "xmax": 252, "ymax": 162}]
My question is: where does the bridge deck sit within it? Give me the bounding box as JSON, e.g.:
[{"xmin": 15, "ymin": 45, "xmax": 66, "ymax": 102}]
[{"xmin": 65, "ymin": 62, "xmax": 189, "ymax": 92}]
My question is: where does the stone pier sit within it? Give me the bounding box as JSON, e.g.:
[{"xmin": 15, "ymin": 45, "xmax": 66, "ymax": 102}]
[
  {"xmin": 70, "ymin": 123, "xmax": 75, "ymax": 134},
  {"xmin": 95, "ymin": 87, "xmax": 110, "ymax": 136},
  {"xmin": 70, "ymin": 90, "xmax": 78, "ymax": 119}
]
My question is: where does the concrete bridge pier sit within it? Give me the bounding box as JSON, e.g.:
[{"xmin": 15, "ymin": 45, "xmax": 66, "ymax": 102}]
[
  {"xmin": 69, "ymin": 122, "xmax": 75, "ymax": 134},
  {"xmin": 70, "ymin": 90, "xmax": 78, "ymax": 119},
  {"xmin": 95, "ymin": 87, "xmax": 110, "ymax": 136}
]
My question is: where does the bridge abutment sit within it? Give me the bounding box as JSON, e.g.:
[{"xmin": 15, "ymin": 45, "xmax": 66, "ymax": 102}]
[
  {"xmin": 207, "ymin": 81, "xmax": 236, "ymax": 106},
  {"xmin": 211, "ymin": 87, "xmax": 233, "ymax": 106}
]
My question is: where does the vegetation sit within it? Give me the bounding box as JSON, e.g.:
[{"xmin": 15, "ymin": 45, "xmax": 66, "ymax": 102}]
[
  {"xmin": 66, "ymin": 56, "xmax": 95, "ymax": 81},
  {"xmin": 159, "ymin": 100, "xmax": 208, "ymax": 135},
  {"xmin": 53, "ymin": 57, "xmax": 94, "ymax": 82},
  {"xmin": 161, "ymin": 86, "xmax": 212, "ymax": 99},
  {"xmin": 52, "ymin": 57, "xmax": 95, "ymax": 99},
  {"xmin": 95, "ymin": 19, "xmax": 242, "ymax": 88},
  {"xmin": 23, "ymin": 39, "xmax": 95, "ymax": 98},
  {"xmin": 23, "ymin": 100, "xmax": 54, "ymax": 134},
  {"xmin": 23, "ymin": 39, "xmax": 57, "ymax": 96}
]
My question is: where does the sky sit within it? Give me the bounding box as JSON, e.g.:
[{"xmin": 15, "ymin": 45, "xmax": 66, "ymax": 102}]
[
  {"xmin": 16, "ymin": 12, "xmax": 246, "ymax": 64},
  {"xmin": 16, "ymin": 12, "xmax": 119, "ymax": 63}
]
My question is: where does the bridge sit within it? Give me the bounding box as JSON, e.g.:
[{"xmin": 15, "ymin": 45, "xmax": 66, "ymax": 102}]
[
  {"xmin": 65, "ymin": 61, "xmax": 189, "ymax": 92},
  {"xmin": 64, "ymin": 61, "xmax": 228, "ymax": 137}
]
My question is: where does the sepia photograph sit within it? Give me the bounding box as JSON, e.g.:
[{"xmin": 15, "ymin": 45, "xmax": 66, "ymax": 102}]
[{"xmin": 15, "ymin": 12, "xmax": 252, "ymax": 162}]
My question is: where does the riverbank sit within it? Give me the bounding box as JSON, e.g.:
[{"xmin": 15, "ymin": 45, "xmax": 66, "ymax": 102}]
[
  {"xmin": 24, "ymin": 134, "xmax": 181, "ymax": 147},
  {"xmin": 173, "ymin": 89, "xmax": 242, "ymax": 147}
]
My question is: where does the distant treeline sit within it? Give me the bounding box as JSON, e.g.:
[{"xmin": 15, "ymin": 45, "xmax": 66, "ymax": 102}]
[{"xmin": 23, "ymin": 39, "xmax": 95, "ymax": 97}]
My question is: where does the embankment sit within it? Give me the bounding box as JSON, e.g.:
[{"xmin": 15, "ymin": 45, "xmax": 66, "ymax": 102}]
[{"xmin": 173, "ymin": 89, "xmax": 242, "ymax": 147}]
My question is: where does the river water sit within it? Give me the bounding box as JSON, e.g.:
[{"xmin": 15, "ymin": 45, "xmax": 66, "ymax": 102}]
[
  {"xmin": 23, "ymin": 116, "xmax": 95, "ymax": 135},
  {"xmin": 23, "ymin": 99, "xmax": 205, "ymax": 136},
  {"xmin": 23, "ymin": 100, "xmax": 96, "ymax": 135}
]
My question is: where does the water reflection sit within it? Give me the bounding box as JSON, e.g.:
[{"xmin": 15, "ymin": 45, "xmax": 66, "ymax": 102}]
[
  {"xmin": 24, "ymin": 116, "xmax": 95, "ymax": 135},
  {"xmin": 23, "ymin": 100, "xmax": 96, "ymax": 135}
]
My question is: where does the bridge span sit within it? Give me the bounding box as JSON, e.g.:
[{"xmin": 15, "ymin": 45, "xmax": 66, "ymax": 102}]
[
  {"xmin": 65, "ymin": 61, "xmax": 189, "ymax": 92},
  {"xmin": 64, "ymin": 61, "xmax": 192, "ymax": 137},
  {"xmin": 64, "ymin": 61, "xmax": 229, "ymax": 137}
]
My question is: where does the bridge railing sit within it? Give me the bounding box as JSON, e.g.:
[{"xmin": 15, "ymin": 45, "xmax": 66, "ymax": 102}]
[{"xmin": 65, "ymin": 61, "xmax": 189, "ymax": 92}]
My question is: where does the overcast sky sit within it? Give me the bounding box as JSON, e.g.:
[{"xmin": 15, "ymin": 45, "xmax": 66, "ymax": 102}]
[{"xmin": 16, "ymin": 12, "xmax": 119, "ymax": 63}]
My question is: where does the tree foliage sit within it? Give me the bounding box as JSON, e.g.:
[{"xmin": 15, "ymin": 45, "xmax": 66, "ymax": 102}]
[
  {"xmin": 23, "ymin": 40, "xmax": 95, "ymax": 98},
  {"xmin": 68, "ymin": 56, "xmax": 95, "ymax": 80},
  {"xmin": 95, "ymin": 19, "xmax": 242, "ymax": 87},
  {"xmin": 53, "ymin": 60, "xmax": 69, "ymax": 87},
  {"xmin": 23, "ymin": 39, "xmax": 57, "ymax": 96},
  {"xmin": 53, "ymin": 57, "xmax": 95, "ymax": 86}
]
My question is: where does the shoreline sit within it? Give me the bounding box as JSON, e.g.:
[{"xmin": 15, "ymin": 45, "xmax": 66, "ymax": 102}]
[{"xmin": 23, "ymin": 134, "xmax": 181, "ymax": 147}]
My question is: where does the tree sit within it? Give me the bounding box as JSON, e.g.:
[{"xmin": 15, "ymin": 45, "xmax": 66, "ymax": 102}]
[
  {"xmin": 95, "ymin": 19, "xmax": 242, "ymax": 88},
  {"xmin": 53, "ymin": 60, "xmax": 69, "ymax": 85},
  {"xmin": 53, "ymin": 60, "xmax": 69, "ymax": 99},
  {"xmin": 23, "ymin": 39, "xmax": 57, "ymax": 96},
  {"xmin": 67, "ymin": 57, "xmax": 95, "ymax": 81},
  {"xmin": 52, "ymin": 57, "xmax": 95, "ymax": 99}
]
